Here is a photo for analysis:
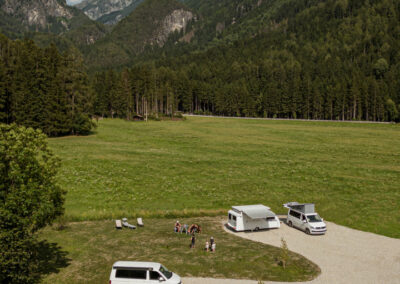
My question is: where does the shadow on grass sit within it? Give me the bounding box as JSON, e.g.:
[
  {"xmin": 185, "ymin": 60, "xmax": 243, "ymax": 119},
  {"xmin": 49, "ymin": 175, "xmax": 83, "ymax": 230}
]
[{"xmin": 34, "ymin": 240, "xmax": 71, "ymax": 277}]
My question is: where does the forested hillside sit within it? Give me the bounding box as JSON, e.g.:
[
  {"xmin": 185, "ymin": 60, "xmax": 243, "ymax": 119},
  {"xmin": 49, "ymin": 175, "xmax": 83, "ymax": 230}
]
[
  {"xmin": 92, "ymin": 0, "xmax": 400, "ymax": 122},
  {"xmin": 0, "ymin": 35, "xmax": 94, "ymax": 136},
  {"xmin": 84, "ymin": 0, "xmax": 194, "ymax": 70},
  {"xmin": 0, "ymin": 0, "xmax": 106, "ymax": 51},
  {"xmin": 1, "ymin": 0, "xmax": 399, "ymax": 124}
]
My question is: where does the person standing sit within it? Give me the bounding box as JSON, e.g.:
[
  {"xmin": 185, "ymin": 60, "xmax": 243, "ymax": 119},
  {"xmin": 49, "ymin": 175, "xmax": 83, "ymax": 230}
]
[
  {"xmin": 190, "ymin": 233, "xmax": 196, "ymax": 248},
  {"xmin": 210, "ymin": 237, "xmax": 214, "ymax": 247}
]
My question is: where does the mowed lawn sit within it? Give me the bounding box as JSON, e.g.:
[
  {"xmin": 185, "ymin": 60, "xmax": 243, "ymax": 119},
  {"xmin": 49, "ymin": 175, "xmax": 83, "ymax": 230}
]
[
  {"xmin": 49, "ymin": 117, "xmax": 400, "ymax": 238},
  {"xmin": 41, "ymin": 218, "xmax": 320, "ymax": 283}
]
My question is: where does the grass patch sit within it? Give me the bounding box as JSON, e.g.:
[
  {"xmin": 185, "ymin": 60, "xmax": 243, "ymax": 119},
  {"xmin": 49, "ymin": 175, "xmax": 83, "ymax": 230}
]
[
  {"xmin": 40, "ymin": 217, "xmax": 320, "ymax": 283},
  {"xmin": 49, "ymin": 117, "xmax": 400, "ymax": 238}
]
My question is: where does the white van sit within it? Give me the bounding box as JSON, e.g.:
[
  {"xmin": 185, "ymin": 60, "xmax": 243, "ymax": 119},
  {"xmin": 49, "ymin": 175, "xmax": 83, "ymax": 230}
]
[
  {"xmin": 283, "ymin": 202, "xmax": 327, "ymax": 235},
  {"xmin": 109, "ymin": 261, "xmax": 181, "ymax": 284},
  {"xmin": 227, "ymin": 204, "xmax": 280, "ymax": 232}
]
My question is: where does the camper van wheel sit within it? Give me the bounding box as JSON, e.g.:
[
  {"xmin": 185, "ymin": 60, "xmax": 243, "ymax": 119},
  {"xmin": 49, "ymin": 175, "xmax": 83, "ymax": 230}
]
[{"xmin": 288, "ymin": 221, "xmax": 293, "ymax": 227}]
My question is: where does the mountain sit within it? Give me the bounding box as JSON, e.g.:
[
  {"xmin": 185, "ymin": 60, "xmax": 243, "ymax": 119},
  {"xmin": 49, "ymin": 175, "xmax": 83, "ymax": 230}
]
[
  {"xmin": 76, "ymin": 0, "xmax": 144, "ymax": 25},
  {"xmin": 0, "ymin": 0, "xmax": 106, "ymax": 48},
  {"xmin": 84, "ymin": 0, "xmax": 195, "ymax": 70}
]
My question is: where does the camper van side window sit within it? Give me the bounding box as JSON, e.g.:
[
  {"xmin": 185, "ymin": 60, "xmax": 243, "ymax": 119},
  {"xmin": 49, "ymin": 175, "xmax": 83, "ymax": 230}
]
[
  {"xmin": 150, "ymin": 271, "xmax": 161, "ymax": 280},
  {"xmin": 233, "ymin": 215, "xmax": 237, "ymax": 221},
  {"xmin": 115, "ymin": 269, "xmax": 146, "ymax": 279},
  {"xmin": 289, "ymin": 210, "xmax": 301, "ymax": 219}
]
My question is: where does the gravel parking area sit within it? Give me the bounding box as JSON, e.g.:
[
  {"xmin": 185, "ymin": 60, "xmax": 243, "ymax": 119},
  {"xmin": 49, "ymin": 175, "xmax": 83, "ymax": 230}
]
[{"xmin": 183, "ymin": 218, "xmax": 400, "ymax": 284}]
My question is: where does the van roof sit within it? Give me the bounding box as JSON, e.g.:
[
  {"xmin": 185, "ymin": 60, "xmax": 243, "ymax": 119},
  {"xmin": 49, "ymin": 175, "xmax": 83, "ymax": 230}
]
[
  {"xmin": 113, "ymin": 261, "xmax": 161, "ymax": 270},
  {"xmin": 231, "ymin": 204, "xmax": 276, "ymax": 219}
]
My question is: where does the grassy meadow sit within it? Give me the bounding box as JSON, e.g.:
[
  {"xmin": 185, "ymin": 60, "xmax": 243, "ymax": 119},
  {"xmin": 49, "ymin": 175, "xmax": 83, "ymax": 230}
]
[
  {"xmin": 41, "ymin": 218, "xmax": 320, "ymax": 283},
  {"xmin": 49, "ymin": 117, "xmax": 400, "ymax": 238}
]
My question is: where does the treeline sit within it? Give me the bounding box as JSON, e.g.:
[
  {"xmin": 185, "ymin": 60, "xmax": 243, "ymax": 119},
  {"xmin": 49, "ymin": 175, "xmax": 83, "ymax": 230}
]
[
  {"xmin": 93, "ymin": 0, "xmax": 400, "ymax": 122},
  {"xmin": 0, "ymin": 34, "xmax": 94, "ymax": 136}
]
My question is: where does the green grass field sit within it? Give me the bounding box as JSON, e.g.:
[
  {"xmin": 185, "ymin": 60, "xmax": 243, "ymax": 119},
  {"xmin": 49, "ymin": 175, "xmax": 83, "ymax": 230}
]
[
  {"xmin": 49, "ymin": 117, "xmax": 400, "ymax": 238},
  {"xmin": 41, "ymin": 218, "xmax": 320, "ymax": 283}
]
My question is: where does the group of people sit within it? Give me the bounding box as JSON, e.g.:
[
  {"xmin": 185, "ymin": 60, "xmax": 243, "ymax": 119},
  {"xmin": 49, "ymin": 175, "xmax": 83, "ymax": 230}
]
[
  {"xmin": 173, "ymin": 221, "xmax": 216, "ymax": 252},
  {"xmin": 204, "ymin": 236, "xmax": 216, "ymax": 252},
  {"xmin": 174, "ymin": 221, "xmax": 202, "ymax": 234}
]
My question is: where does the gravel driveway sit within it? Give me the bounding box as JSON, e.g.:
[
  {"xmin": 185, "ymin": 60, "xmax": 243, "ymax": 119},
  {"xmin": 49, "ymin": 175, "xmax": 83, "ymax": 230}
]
[{"xmin": 183, "ymin": 218, "xmax": 400, "ymax": 284}]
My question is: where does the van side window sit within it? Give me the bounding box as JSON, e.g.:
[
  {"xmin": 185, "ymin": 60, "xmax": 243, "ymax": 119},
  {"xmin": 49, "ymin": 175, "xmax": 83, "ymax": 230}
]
[
  {"xmin": 150, "ymin": 271, "xmax": 161, "ymax": 280},
  {"xmin": 233, "ymin": 215, "xmax": 237, "ymax": 221},
  {"xmin": 115, "ymin": 269, "xmax": 146, "ymax": 279},
  {"xmin": 289, "ymin": 210, "xmax": 300, "ymax": 219}
]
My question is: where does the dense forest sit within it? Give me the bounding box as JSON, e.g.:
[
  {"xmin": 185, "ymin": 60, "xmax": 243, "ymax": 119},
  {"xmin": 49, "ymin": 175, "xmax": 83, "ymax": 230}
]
[
  {"xmin": 0, "ymin": 34, "xmax": 94, "ymax": 136},
  {"xmin": 92, "ymin": 0, "xmax": 400, "ymax": 121},
  {"xmin": 1, "ymin": 0, "xmax": 400, "ymax": 137}
]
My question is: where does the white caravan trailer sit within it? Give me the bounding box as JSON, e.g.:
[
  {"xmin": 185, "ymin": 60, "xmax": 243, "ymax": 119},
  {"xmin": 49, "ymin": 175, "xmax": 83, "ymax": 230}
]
[{"xmin": 227, "ymin": 204, "xmax": 280, "ymax": 232}]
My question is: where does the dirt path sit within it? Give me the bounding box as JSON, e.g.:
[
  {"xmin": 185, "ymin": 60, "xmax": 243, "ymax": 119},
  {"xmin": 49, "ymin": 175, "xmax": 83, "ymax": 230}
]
[{"xmin": 183, "ymin": 218, "xmax": 400, "ymax": 284}]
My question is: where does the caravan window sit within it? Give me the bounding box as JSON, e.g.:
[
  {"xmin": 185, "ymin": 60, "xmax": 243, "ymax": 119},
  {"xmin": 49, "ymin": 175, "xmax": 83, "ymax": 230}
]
[
  {"xmin": 232, "ymin": 215, "xmax": 237, "ymax": 221},
  {"xmin": 228, "ymin": 214, "xmax": 232, "ymax": 220}
]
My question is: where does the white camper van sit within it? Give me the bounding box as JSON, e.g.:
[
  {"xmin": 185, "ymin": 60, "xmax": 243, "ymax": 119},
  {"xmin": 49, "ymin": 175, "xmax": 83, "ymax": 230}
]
[
  {"xmin": 227, "ymin": 204, "xmax": 280, "ymax": 232},
  {"xmin": 109, "ymin": 261, "xmax": 181, "ymax": 284},
  {"xmin": 283, "ymin": 202, "xmax": 327, "ymax": 235}
]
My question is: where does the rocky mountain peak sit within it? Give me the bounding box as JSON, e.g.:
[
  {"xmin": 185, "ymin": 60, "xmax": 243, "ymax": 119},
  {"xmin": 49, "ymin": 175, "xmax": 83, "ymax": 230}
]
[
  {"xmin": 154, "ymin": 9, "xmax": 195, "ymax": 46},
  {"xmin": 1, "ymin": 0, "xmax": 73, "ymax": 30}
]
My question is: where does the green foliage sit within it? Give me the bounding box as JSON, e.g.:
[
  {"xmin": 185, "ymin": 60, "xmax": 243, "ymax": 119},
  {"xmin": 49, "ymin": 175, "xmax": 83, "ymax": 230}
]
[
  {"xmin": 0, "ymin": 124, "xmax": 65, "ymax": 283},
  {"xmin": 279, "ymin": 238, "xmax": 289, "ymax": 269},
  {"xmin": 0, "ymin": 34, "xmax": 95, "ymax": 136}
]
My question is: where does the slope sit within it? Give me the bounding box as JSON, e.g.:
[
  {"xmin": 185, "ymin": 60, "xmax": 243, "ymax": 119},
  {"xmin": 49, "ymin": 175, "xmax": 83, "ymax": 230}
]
[
  {"xmin": 0, "ymin": 0, "xmax": 106, "ymax": 50},
  {"xmin": 84, "ymin": 0, "xmax": 194, "ymax": 70},
  {"xmin": 76, "ymin": 0, "xmax": 145, "ymax": 25}
]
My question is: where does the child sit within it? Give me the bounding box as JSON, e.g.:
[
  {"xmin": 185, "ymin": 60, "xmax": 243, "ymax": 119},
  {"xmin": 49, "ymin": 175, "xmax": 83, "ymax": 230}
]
[
  {"xmin": 204, "ymin": 241, "xmax": 209, "ymax": 252},
  {"xmin": 211, "ymin": 242, "xmax": 216, "ymax": 252}
]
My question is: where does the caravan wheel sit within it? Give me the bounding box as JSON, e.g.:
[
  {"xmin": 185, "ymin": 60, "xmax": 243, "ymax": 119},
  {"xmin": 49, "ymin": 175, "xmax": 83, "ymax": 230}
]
[{"xmin": 254, "ymin": 227, "xmax": 259, "ymax": 232}]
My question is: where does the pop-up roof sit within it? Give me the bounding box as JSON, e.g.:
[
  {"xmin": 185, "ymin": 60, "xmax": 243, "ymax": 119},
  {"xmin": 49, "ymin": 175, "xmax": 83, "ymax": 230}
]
[
  {"xmin": 232, "ymin": 204, "xmax": 276, "ymax": 219},
  {"xmin": 283, "ymin": 202, "xmax": 315, "ymax": 214}
]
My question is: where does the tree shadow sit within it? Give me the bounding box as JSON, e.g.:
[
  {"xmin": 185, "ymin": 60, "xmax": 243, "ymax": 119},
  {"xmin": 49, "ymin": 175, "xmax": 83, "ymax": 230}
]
[{"xmin": 34, "ymin": 240, "xmax": 71, "ymax": 278}]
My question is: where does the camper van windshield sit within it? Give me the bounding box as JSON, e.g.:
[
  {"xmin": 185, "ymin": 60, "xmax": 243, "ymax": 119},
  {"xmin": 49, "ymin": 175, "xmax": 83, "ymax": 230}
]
[
  {"xmin": 307, "ymin": 214, "xmax": 322, "ymax": 223},
  {"xmin": 160, "ymin": 265, "xmax": 173, "ymax": 279}
]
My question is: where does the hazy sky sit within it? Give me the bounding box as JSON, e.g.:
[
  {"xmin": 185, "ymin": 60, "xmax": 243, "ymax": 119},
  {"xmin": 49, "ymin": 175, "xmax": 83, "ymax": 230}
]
[{"xmin": 66, "ymin": 0, "xmax": 83, "ymax": 5}]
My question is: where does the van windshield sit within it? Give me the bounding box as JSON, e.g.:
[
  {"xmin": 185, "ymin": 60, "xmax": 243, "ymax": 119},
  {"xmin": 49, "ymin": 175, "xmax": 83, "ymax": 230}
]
[
  {"xmin": 160, "ymin": 265, "xmax": 173, "ymax": 279},
  {"xmin": 307, "ymin": 214, "xmax": 322, "ymax": 223}
]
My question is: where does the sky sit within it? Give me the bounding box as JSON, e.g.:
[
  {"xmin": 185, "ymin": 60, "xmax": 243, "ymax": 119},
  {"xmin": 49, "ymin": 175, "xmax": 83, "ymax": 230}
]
[{"xmin": 66, "ymin": 0, "xmax": 84, "ymax": 5}]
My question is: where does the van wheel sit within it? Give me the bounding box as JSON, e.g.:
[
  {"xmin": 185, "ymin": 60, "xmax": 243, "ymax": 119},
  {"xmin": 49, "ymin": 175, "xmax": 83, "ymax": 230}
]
[
  {"xmin": 254, "ymin": 227, "xmax": 259, "ymax": 232},
  {"xmin": 288, "ymin": 221, "xmax": 293, "ymax": 227},
  {"xmin": 306, "ymin": 228, "xmax": 311, "ymax": 235}
]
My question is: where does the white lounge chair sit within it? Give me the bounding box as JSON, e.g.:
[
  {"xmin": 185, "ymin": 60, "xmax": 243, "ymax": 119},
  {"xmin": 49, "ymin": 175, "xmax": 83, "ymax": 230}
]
[
  {"xmin": 137, "ymin": 218, "xmax": 144, "ymax": 227},
  {"xmin": 115, "ymin": 220, "xmax": 122, "ymax": 229},
  {"xmin": 122, "ymin": 218, "xmax": 136, "ymax": 229}
]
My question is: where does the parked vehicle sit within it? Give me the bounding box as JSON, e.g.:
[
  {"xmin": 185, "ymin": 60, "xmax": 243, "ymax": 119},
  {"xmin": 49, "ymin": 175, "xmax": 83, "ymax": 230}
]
[
  {"xmin": 283, "ymin": 202, "xmax": 327, "ymax": 235},
  {"xmin": 227, "ymin": 204, "xmax": 280, "ymax": 232},
  {"xmin": 109, "ymin": 261, "xmax": 181, "ymax": 284}
]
